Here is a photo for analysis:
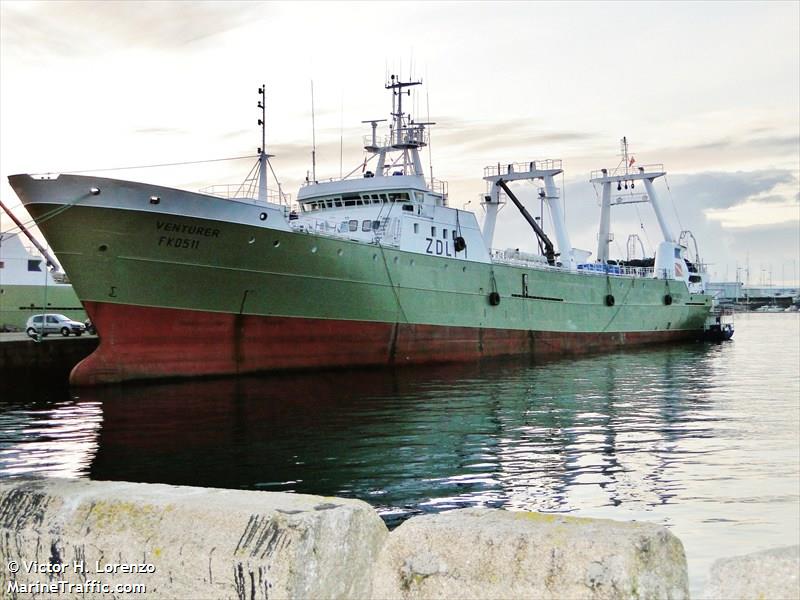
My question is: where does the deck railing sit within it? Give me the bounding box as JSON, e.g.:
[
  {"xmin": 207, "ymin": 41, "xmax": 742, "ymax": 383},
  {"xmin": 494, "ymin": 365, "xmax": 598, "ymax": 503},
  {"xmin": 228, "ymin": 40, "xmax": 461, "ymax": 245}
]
[
  {"xmin": 199, "ymin": 184, "xmax": 291, "ymax": 204},
  {"xmin": 289, "ymin": 216, "xmax": 400, "ymax": 247},
  {"xmin": 491, "ymin": 249, "xmax": 657, "ymax": 279},
  {"xmin": 484, "ymin": 159, "xmax": 562, "ymax": 178},
  {"xmin": 589, "ymin": 164, "xmax": 665, "ymax": 180}
]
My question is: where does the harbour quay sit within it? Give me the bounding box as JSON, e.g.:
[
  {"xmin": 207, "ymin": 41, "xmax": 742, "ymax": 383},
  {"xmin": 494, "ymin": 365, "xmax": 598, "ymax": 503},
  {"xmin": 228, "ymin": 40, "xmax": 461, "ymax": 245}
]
[
  {"xmin": 0, "ymin": 332, "xmax": 97, "ymax": 382},
  {"xmin": 1, "ymin": 478, "xmax": 797, "ymax": 599}
]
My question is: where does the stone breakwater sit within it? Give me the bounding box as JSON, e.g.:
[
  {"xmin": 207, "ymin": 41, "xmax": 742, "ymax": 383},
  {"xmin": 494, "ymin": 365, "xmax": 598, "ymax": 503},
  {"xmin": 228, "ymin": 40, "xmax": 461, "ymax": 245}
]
[{"xmin": 0, "ymin": 478, "xmax": 795, "ymax": 599}]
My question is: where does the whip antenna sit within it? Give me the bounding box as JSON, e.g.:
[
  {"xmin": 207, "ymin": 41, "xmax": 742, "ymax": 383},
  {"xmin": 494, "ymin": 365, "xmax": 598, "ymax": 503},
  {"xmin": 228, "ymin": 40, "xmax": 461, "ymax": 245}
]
[{"xmin": 311, "ymin": 80, "xmax": 317, "ymax": 183}]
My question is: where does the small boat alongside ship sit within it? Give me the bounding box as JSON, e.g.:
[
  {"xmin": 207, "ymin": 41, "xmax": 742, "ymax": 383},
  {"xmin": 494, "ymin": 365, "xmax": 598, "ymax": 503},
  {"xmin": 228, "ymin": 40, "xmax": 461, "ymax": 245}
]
[{"xmin": 9, "ymin": 77, "xmax": 729, "ymax": 385}]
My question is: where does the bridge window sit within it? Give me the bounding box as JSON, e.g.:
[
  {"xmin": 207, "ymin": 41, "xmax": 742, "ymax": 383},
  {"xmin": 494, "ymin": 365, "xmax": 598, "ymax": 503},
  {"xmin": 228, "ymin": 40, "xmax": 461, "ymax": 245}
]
[
  {"xmin": 443, "ymin": 228, "xmax": 448, "ymax": 239},
  {"xmin": 348, "ymin": 220, "xmax": 358, "ymax": 232},
  {"xmin": 431, "ymin": 226, "xmax": 436, "ymax": 237},
  {"xmin": 415, "ymin": 192, "xmax": 424, "ymax": 202},
  {"xmin": 413, "ymin": 223, "xmax": 419, "ymax": 234},
  {"xmin": 28, "ymin": 260, "xmax": 42, "ymax": 272},
  {"xmin": 373, "ymin": 220, "xmax": 382, "ymax": 230},
  {"xmin": 362, "ymin": 220, "xmax": 372, "ymax": 232},
  {"xmin": 388, "ymin": 192, "xmax": 410, "ymax": 202}
]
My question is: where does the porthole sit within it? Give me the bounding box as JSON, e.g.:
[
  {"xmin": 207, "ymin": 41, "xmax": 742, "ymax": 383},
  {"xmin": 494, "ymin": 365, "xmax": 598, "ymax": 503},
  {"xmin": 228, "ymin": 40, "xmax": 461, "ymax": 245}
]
[
  {"xmin": 393, "ymin": 256, "xmax": 399, "ymax": 264},
  {"xmin": 311, "ymin": 246, "xmax": 318, "ymax": 254},
  {"xmin": 273, "ymin": 240, "xmax": 280, "ymax": 248},
  {"xmin": 410, "ymin": 259, "xmax": 415, "ymax": 266},
  {"xmin": 337, "ymin": 249, "xmax": 344, "ymax": 256},
  {"xmin": 373, "ymin": 254, "xmax": 378, "ymax": 261},
  {"xmin": 248, "ymin": 237, "xmax": 255, "ymax": 245},
  {"xmin": 149, "ymin": 196, "xmax": 160, "ymax": 205},
  {"xmin": 259, "ymin": 212, "xmax": 268, "ymax": 221},
  {"xmin": 98, "ymin": 244, "xmax": 108, "ymax": 252}
]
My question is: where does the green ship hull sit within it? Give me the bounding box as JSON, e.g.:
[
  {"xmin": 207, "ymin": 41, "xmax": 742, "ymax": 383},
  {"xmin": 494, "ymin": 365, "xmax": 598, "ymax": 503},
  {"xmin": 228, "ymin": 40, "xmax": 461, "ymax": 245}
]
[{"xmin": 14, "ymin": 177, "xmax": 711, "ymax": 385}]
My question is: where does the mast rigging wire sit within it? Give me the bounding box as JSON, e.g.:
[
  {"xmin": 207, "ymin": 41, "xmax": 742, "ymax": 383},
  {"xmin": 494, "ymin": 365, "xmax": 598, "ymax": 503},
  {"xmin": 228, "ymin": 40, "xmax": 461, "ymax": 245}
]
[
  {"xmin": 38, "ymin": 154, "xmax": 256, "ymax": 176},
  {"xmin": 663, "ymin": 175, "xmax": 684, "ymax": 232}
]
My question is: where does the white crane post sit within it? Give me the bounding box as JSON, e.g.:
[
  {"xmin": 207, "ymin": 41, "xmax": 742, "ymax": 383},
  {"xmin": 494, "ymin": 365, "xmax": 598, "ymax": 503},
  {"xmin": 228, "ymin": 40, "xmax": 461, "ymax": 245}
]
[
  {"xmin": 642, "ymin": 174, "xmax": 675, "ymax": 242},
  {"xmin": 481, "ymin": 186, "xmax": 501, "ymax": 251},
  {"xmin": 543, "ymin": 174, "xmax": 575, "ymax": 270},
  {"xmin": 597, "ymin": 173, "xmax": 612, "ymax": 263},
  {"xmin": 411, "ymin": 146, "xmax": 424, "ymax": 176}
]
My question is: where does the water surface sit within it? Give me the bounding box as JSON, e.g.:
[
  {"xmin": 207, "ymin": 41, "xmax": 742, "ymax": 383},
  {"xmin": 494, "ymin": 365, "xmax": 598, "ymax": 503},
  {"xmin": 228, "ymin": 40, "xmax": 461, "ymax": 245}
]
[{"xmin": 1, "ymin": 312, "xmax": 798, "ymax": 595}]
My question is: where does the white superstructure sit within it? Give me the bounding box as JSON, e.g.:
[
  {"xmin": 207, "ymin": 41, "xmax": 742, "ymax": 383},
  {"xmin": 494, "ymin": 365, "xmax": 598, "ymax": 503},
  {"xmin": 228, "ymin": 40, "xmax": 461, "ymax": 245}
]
[{"xmin": 196, "ymin": 80, "xmax": 707, "ymax": 292}]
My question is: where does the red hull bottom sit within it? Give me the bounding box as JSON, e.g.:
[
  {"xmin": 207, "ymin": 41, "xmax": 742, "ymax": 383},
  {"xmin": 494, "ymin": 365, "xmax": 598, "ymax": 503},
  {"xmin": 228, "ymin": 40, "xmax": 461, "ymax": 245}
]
[{"xmin": 72, "ymin": 302, "xmax": 701, "ymax": 386}]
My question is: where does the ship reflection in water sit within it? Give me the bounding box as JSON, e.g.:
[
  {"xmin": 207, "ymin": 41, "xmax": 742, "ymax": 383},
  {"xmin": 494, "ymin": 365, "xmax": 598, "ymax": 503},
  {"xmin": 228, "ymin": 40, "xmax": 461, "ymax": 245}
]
[
  {"xmin": 5, "ymin": 348, "xmax": 722, "ymax": 519},
  {"xmin": 1, "ymin": 314, "xmax": 798, "ymax": 594}
]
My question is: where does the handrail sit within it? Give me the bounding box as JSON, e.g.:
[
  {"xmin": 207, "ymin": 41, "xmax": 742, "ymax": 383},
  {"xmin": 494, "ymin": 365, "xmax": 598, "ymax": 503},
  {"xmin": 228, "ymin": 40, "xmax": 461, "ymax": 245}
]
[
  {"xmin": 431, "ymin": 178, "xmax": 448, "ymax": 197},
  {"xmin": 199, "ymin": 184, "xmax": 291, "ymax": 204},
  {"xmin": 491, "ymin": 249, "xmax": 658, "ymax": 279},
  {"xmin": 289, "ymin": 215, "xmax": 400, "ymax": 247},
  {"xmin": 589, "ymin": 164, "xmax": 665, "ymax": 180},
  {"xmin": 484, "ymin": 159, "xmax": 562, "ymax": 178}
]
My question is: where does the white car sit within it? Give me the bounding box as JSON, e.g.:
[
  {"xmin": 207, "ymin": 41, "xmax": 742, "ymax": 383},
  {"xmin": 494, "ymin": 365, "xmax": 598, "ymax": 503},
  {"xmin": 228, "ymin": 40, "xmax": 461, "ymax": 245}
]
[{"xmin": 26, "ymin": 314, "xmax": 86, "ymax": 338}]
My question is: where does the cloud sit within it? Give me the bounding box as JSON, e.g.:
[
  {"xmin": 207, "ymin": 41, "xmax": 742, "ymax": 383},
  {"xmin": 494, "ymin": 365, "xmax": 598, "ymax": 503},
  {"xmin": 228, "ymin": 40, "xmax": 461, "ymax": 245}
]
[
  {"xmin": 1, "ymin": 1, "xmax": 264, "ymax": 59},
  {"xmin": 133, "ymin": 127, "xmax": 187, "ymax": 135},
  {"xmin": 433, "ymin": 118, "xmax": 596, "ymax": 153},
  {"xmin": 689, "ymin": 134, "xmax": 799, "ymax": 155},
  {"xmin": 666, "ymin": 169, "xmax": 796, "ymax": 210}
]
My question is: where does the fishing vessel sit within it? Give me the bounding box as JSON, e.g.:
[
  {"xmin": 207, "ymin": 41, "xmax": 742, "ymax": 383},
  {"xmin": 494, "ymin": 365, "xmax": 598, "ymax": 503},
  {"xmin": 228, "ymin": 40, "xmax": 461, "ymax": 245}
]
[
  {"xmin": 9, "ymin": 78, "xmax": 721, "ymax": 385},
  {"xmin": 0, "ymin": 201, "xmax": 85, "ymax": 331}
]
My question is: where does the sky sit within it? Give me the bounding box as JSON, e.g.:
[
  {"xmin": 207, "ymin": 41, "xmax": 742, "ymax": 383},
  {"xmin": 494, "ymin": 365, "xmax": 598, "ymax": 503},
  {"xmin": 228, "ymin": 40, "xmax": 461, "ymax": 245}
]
[{"xmin": 1, "ymin": 0, "xmax": 798, "ymax": 286}]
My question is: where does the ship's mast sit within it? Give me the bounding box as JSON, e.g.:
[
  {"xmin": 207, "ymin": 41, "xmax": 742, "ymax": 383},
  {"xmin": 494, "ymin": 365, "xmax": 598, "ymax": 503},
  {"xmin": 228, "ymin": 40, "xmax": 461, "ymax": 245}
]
[
  {"xmin": 387, "ymin": 74, "xmax": 418, "ymax": 147},
  {"xmin": 366, "ymin": 75, "xmax": 431, "ymax": 179},
  {"xmin": 257, "ymin": 85, "xmax": 267, "ymax": 202},
  {"xmin": 621, "ymin": 136, "xmax": 631, "ymax": 176}
]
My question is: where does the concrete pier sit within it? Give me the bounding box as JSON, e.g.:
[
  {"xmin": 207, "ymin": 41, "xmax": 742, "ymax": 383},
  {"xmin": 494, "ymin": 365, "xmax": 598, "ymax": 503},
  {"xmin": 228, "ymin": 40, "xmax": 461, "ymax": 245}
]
[
  {"xmin": 0, "ymin": 478, "xmax": 387, "ymax": 599},
  {"xmin": 704, "ymin": 545, "xmax": 799, "ymax": 600},
  {"xmin": 1, "ymin": 478, "xmax": 693, "ymax": 599},
  {"xmin": 2, "ymin": 478, "xmax": 797, "ymax": 599},
  {"xmin": 0, "ymin": 333, "xmax": 97, "ymax": 382},
  {"xmin": 371, "ymin": 508, "xmax": 689, "ymax": 599}
]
